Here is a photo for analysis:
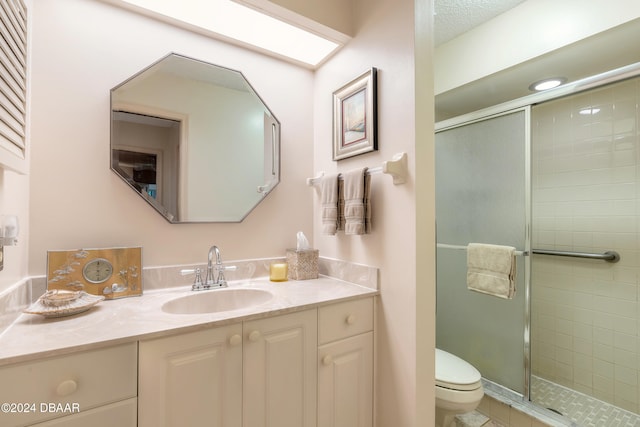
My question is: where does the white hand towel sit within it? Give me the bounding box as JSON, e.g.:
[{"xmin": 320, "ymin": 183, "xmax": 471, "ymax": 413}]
[
  {"xmin": 321, "ymin": 173, "xmax": 340, "ymax": 235},
  {"xmin": 343, "ymin": 167, "xmax": 370, "ymax": 235},
  {"xmin": 364, "ymin": 172, "xmax": 371, "ymax": 233},
  {"xmin": 466, "ymin": 243, "xmax": 516, "ymax": 299},
  {"xmin": 337, "ymin": 178, "xmax": 345, "ymax": 231}
]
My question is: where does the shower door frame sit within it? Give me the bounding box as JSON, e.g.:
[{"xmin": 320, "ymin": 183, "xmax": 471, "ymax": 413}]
[
  {"xmin": 436, "ymin": 60, "xmax": 640, "ymax": 407},
  {"xmin": 436, "ymin": 106, "xmax": 532, "ymax": 400}
]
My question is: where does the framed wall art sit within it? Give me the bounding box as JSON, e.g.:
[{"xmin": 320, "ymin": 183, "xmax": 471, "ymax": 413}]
[{"xmin": 333, "ymin": 67, "xmax": 378, "ymax": 161}]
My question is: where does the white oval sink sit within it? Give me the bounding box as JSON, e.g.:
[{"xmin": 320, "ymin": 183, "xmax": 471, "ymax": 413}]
[{"xmin": 162, "ymin": 288, "xmax": 273, "ymax": 315}]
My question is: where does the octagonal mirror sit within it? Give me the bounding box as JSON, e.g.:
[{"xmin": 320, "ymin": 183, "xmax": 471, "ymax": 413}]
[{"xmin": 110, "ymin": 53, "xmax": 280, "ymax": 223}]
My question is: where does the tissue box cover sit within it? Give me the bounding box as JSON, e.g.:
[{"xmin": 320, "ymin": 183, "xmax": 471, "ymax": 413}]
[{"xmin": 286, "ymin": 249, "xmax": 319, "ymax": 280}]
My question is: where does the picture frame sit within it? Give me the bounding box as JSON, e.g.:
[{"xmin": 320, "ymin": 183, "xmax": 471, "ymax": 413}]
[
  {"xmin": 47, "ymin": 247, "xmax": 143, "ymax": 299},
  {"xmin": 333, "ymin": 67, "xmax": 377, "ymax": 161}
]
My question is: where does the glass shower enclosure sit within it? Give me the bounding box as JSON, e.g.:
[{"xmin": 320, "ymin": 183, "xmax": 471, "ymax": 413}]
[
  {"xmin": 436, "ymin": 74, "xmax": 640, "ymax": 425},
  {"xmin": 435, "ymin": 108, "xmax": 531, "ymax": 397}
]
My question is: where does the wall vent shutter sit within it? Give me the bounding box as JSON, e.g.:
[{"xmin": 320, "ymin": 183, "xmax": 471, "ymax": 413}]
[{"xmin": 0, "ymin": 0, "xmax": 26, "ymax": 163}]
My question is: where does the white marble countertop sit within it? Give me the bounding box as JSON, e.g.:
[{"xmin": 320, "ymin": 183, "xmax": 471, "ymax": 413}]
[{"xmin": 0, "ymin": 276, "xmax": 377, "ymax": 367}]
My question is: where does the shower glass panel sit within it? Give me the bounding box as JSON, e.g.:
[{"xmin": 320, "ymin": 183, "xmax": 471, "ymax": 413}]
[{"xmin": 435, "ymin": 109, "xmax": 530, "ymax": 395}]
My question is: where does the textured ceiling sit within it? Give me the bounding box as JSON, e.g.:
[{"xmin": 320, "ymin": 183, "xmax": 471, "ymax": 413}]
[{"xmin": 434, "ymin": 0, "xmax": 527, "ymax": 45}]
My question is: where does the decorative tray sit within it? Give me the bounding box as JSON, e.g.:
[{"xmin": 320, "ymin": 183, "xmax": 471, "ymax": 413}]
[{"xmin": 24, "ymin": 290, "xmax": 105, "ymax": 318}]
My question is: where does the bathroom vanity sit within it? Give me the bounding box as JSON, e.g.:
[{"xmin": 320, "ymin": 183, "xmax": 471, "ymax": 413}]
[{"xmin": 0, "ymin": 276, "xmax": 376, "ymax": 427}]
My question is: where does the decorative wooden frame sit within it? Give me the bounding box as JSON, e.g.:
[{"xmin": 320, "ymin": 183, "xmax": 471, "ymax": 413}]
[
  {"xmin": 333, "ymin": 68, "xmax": 378, "ymax": 161},
  {"xmin": 47, "ymin": 247, "xmax": 142, "ymax": 299}
]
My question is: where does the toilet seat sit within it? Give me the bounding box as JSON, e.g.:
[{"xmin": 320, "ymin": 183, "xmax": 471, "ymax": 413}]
[{"xmin": 436, "ymin": 349, "xmax": 482, "ymax": 391}]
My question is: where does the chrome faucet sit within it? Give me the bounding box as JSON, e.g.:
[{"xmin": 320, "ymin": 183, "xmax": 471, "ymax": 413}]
[
  {"xmin": 180, "ymin": 245, "xmax": 236, "ymax": 291},
  {"xmin": 206, "ymin": 245, "xmax": 226, "ymax": 287}
]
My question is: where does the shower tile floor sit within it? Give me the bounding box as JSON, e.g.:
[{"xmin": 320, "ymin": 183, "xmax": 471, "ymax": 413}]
[{"xmin": 531, "ymin": 376, "xmax": 640, "ymax": 427}]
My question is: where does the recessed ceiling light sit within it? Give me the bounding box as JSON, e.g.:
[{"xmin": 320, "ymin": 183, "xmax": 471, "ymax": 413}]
[
  {"xmin": 119, "ymin": 0, "xmax": 341, "ymax": 67},
  {"xmin": 528, "ymin": 77, "xmax": 567, "ymax": 92}
]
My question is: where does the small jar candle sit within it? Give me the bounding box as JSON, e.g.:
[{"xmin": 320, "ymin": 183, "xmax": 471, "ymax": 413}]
[{"xmin": 269, "ymin": 263, "xmax": 288, "ymax": 282}]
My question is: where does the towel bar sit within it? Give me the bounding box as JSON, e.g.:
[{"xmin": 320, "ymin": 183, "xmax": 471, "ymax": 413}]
[
  {"xmin": 531, "ymin": 249, "xmax": 620, "ymax": 263},
  {"xmin": 436, "ymin": 244, "xmax": 620, "ymax": 263},
  {"xmin": 306, "ymin": 152, "xmax": 408, "ymax": 186},
  {"xmin": 436, "ymin": 243, "xmax": 527, "ymax": 257}
]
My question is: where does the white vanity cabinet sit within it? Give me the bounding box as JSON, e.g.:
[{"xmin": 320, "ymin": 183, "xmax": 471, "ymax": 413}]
[
  {"xmin": 317, "ymin": 297, "xmax": 374, "ymax": 427},
  {"xmin": 243, "ymin": 309, "xmax": 317, "ymax": 427},
  {"xmin": 138, "ymin": 309, "xmax": 317, "ymax": 427},
  {"xmin": 137, "ymin": 296, "xmax": 374, "ymax": 427},
  {"xmin": 0, "ymin": 342, "xmax": 138, "ymax": 427},
  {"xmin": 0, "ymin": 278, "xmax": 376, "ymax": 427},
  {"xmin": 138, "ymin": 323, "xmax": 243, "ymax": 427}
]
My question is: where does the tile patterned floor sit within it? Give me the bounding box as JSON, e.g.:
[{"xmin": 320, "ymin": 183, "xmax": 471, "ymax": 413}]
[
  {"xmin": 531, "ymin": 376, "xmax": 640, "ymax": 427},
  {"xmin": 456, "ymin": 411, "xmax": 491, "ymax": 426}
]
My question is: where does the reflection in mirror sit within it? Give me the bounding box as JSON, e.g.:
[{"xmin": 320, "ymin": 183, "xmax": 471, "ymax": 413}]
[{"xmin": 110, "ymin": 53, "xmax": 280, "ymax": 223}]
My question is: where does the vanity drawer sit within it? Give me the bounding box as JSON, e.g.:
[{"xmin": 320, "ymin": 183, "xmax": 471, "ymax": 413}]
[
  {"xmin": 0, "ymin": 342, "xmax": 137, "ymax": 427},
  {"xmin": 30, "ymin": 398, "xmax": 137, "ymax": 427},
  {"xmin": 318, "ymin": 297, "xmax": 373, "ymax": 345}
]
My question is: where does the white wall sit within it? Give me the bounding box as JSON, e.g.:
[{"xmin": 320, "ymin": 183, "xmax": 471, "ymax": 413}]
[
  {"xmin": 415, "ymin": 0, "xmax": 436, "ymax": 423},
  {"xmin": 28, "ymin": 0, "xmax": 314, "ymax": 273},
  {"xmin": 0, "ymin": 170, "xmax": 29, "ymax": 292},
  {"xmin": 313, "ymin": 0, "xmax": 435, "ymax": 424},
  {"xmin": 435, "ymin": 0, "xmax": 640, "ymax": 95}
]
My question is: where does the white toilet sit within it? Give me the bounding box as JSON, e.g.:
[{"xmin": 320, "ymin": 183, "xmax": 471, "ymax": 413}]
[{"xmin": 435, "ymin": 348, "xmax": 484, "ymax": 427}]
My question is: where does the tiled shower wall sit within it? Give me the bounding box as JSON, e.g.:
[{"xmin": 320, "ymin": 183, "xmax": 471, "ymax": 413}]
[{"xmin": 531, "ymin": 77, "xmax": 640, "ymax": 414}]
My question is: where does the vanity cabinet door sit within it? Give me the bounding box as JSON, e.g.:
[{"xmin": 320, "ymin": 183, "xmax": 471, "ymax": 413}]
[
  {"xmin": 138, "ymin": 324, "xmax": 243, "ymax": 427},
  {"xmin": 318, "ymin": 332, "xmax": 373, "ymax": 427},
  {"xmin": 243, "ymin": 309, "xmax": 317, "ymax": 427}
]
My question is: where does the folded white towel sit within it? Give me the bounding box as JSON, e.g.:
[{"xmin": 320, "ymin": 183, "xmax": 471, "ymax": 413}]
[
  {"xmin": 467, "ymin": 243, "xmax": 516, "ymax": 299},
  {"xmin": 337, "ymin": 178, "xmax": 344, "ymax": 231},
  {"xmin": 364, "ymin": 172, "xmax": 371, "ymax": 233},
  {"xmin": 321, "ymin": 173, "xmax": 340, "ymax": 235},
  {"xmin": 343, "ymin": 167, "xmax": 370, "ymax": 235}
]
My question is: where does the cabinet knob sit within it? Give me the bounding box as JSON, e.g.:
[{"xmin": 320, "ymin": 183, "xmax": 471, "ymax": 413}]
[
  {"xmin": 322, "ymin": 355, "xmax": 333, "ymax": 366},
  {"xmin": 346, "ymin": 314, "xmax": 357, "ymax": 325},
  {"xmin": 229, "ymin": 334, "xmax": 242, "ymax": 346},
  {"xmin": 56, "ymin": 379, "xmax": 78, "ymax": 397},
  {"xmin": 248, "ymin": 330, "xmax": 261, "ymax": 342}
]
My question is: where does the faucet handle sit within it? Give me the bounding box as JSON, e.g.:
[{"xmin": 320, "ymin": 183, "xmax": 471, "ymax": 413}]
[
  {"xmin": 181, "ymin": 268, "xmax": 205, "ymax": 290},
  {"xmin": 218, "ymin": 265, "xmax": 236, "ymax": 287}
]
